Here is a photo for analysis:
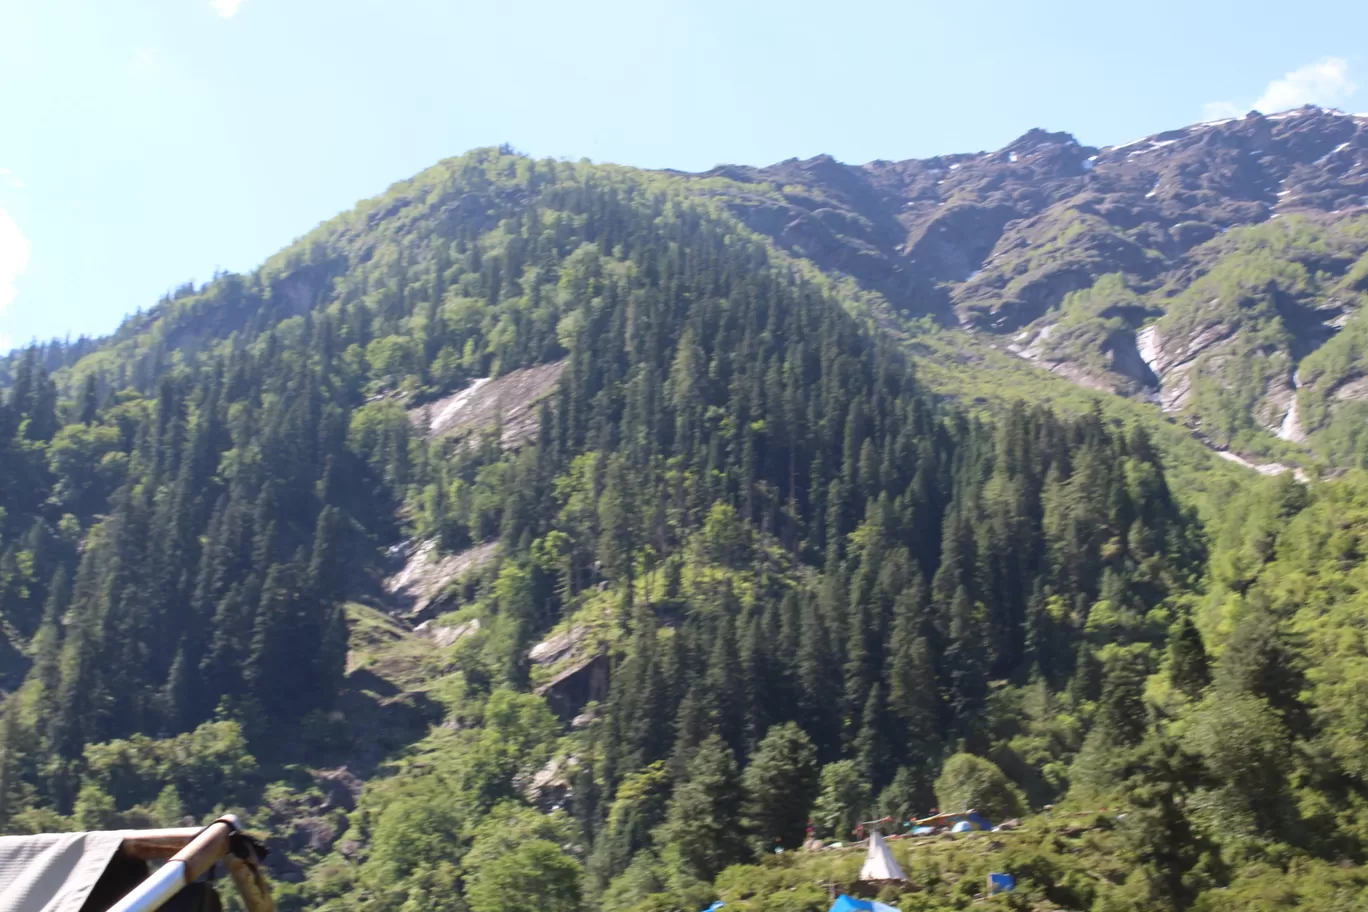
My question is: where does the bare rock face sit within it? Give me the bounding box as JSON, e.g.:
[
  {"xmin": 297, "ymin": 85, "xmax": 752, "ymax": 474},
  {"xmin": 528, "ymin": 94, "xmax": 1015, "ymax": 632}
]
[
  {"xmin": 521, "ymin": 754, "xmax": 579, "ymax": 812},
  {"xmin": 528, "ymin": 625, "xmax": 587, "ymax": 666},
  {"xmin": 1105, "ymin": 330, "xmax": 1160, "ymax": 391},
  {"xmin": 1333, "ymin": 376, "xmax": 1368, "ymax": 403},
  {"xmin": 535, "ymin": 654, "xmax": 610, "ymax": 722},
  {"xmin": 414, "ymin": 617, "xmax": 481, "ymax": 648},
  {"xmin": 257, "ymin": 767, "xmax": 368, "ymax": 873},
  {"xmin": 314, "ymin": 766, "xmax": 364, "ymax": 812},
  {"xmin": 905, "ymin": 203, "xmax": 1018, "ymax": 283},
  {"xmin": 411, "ymin": 358, "xmax": 567, "ymax": 446},
  {"xmin": 383, "ymin": 539, "xmax": 499, "ymax": 620},
  {"xmin": 287, "ymin": 817, "xmax": 340, "ymax": 854}
]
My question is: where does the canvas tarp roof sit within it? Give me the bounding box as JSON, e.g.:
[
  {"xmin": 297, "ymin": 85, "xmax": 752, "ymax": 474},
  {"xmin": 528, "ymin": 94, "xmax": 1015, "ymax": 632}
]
[
  {"xmin": 0, "ymin": 831, "xmax": 126, "ymax": 912},
  {"xmin": 858, "ymin": 830, "xmax": 907, "ymax": 882}
]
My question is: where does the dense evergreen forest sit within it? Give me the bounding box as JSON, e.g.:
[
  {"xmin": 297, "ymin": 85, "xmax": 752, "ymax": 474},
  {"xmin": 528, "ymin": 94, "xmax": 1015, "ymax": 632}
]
[{"xmin": 3, "ymin": 148, "xmax": 1368, "ymax": 912}]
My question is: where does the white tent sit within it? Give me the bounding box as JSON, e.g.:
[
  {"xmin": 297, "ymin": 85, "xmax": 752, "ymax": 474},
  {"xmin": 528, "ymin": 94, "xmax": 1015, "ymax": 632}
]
[
  {"xmin": 858, "ymin": 830, "xmax": 907, "ymax": 882},
  {"xmin": 0, "ymin": 832, "xmax": 126, "ymax": 912},
  {"xmin": 0, "ymin": 818, "xmax": 274, "ymax": 912}
]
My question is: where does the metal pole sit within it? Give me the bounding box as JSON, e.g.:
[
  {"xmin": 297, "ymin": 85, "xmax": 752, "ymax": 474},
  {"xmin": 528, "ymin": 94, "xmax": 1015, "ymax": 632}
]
[
  {"xmin": 106, "ymin": 861, "xmax": 188, "ymax": 912},
  {"xmin": 106, "ymin": 817, "xmax": 237, "ymax": 912}
]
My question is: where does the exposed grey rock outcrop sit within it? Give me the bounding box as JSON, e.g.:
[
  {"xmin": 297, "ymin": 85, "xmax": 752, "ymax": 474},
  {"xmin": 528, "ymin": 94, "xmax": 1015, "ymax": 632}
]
[
  {"xmin": 412, "ymin": 358, "xmax": 567, "ymax": 446},
  {"xmin": 384, "ymin": 539, "xmax": 499, "ymax": 620}
]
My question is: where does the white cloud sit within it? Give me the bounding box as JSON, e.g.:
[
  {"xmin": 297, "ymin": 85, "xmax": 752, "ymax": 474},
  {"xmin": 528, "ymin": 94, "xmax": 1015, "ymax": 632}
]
[
  {"xmin": 1201, "ymin": 101, "xmax": 1242, "ymax": 121},
  {"xmin": 1204, "ymin": 57, "xmax": 1358, "ymax": 119},
  {"xmin": 1255, "ymin": 58, "xmax": 1356, "ymax": 113},
  {"xmin": 0, "ymin": 334, "xmax": 11, "ymax": 355},
  {"xmin": 0, "ymin": 208, "xmax": 32, "ymax": 316},
  {"xmin": 211, "ymin": 0, "xmax": 245, "ymax": 18}
]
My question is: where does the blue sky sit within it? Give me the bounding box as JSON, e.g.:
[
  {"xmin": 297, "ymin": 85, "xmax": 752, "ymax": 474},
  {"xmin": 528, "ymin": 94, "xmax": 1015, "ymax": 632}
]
[{"xmin": 1, "ymin": 0, "xmax": 1365, "ymax": 350}]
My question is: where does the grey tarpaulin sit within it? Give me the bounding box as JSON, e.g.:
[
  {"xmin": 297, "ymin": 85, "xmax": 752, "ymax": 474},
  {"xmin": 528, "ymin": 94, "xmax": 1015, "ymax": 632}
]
[{"xmin": 0, "ymin": 831, "xmax": 126, "ymax": 912}]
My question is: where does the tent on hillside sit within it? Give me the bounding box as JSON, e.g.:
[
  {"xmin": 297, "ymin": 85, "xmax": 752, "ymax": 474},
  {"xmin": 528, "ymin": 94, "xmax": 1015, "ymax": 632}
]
[
  {"xmin": 0, "ymin": 816, "xmax": 273, "ymax": 912},
  {"xmin": 830, "ymin": 894, "xmax": 902, "ymax": 912},
  {"xmin": 858, "ymin": 830, "xmax": 907, "ymax": 883},
  {"xmin": 913, "ymin": 809, "xmax": 992, "ymax": 832}
]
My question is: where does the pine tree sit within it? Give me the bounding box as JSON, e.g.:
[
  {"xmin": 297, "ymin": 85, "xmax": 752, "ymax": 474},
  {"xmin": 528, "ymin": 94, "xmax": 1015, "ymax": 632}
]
[
  {"xmin": 1071, "ymin": 644, "xmax": 1103, "ymax": 704},
  {"xmin": 945, "ymin": 585, "xmax": 988, "ymax": 739},
  {"xmin": 704, "ymin": 614, "xmax": 745, "ymax": 756},
  {"xmin": 657, "ymin": 735, "xmax": 750, "ymax": 882},
  {"xmin": 244, "ymin": 562, "xmax": 300, "ymax": 721},
  {"xmin": 1214, "ymin": 608, "xmax": 1307, "ymax": 734},
  {"xmin": 30, "ymin": 568, "xmax": 69, "ymax": 704},
  {"xmin": 1168, "ymin": 618, "xmax": 1210, "ymax": 699},
  {"xmin": 878, "ymin": 766, "xmax": 931, "ymax": 822},
  {"xmin": 886, "ymin": 584, "xmax": 940, "ymax": 757},
  {"xmin": 812, "ymin": 760, "xmax": 871, "ymax": 840},
  {"xmin": 854, "ymin": 682, "xmax": 892, "ymax": 791},
  {"xmin": 740, "ymin": 612, "xmax": 776, "ymax": 753},
  {"xmin": 307, "ymin": 506, "xmax": 343, "ymax": 604},
  {"xmin": 671, "ymin": 685, "xmax": 707, "ymax": 778},
  {"xmin": 163, "ymin": 643, "xmax": 191, "ymax": 733},
  {"xmin": 314, "ymin": 605, "xmax": 349, "ymax": 706},
  {"xmin": 1098, "ymin": 654, "xmax": 1148, "ymax": 749},
  {"xmin": 79, "ymin": 374, "xmax": 99, "ymax": 425},
  {"xmin": 0, "ymin": 710, "xmax": 27, "ymax": 828},
  {"xmin": 796, "ymin": 594, "xmax": 840, "ymax": 757},
  {"xmin": 1112, "ymin": 736, "xmax": 1218, "ymax": 912},
  {"xmin": 741, "ymin": 723, "xmax": 820, "ymax": 852}
]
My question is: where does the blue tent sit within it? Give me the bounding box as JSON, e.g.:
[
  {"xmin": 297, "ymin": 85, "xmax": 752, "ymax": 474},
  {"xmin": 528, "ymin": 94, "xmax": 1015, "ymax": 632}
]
[
  {"xmin": 830, "ymin": 895, "xmax": 902, "ymax": 912},
  {"xmin": 988, "ymin": 873, "xmax": 1016, "ymax": 894},
  {"xmin": 700, "ymin": 902, "xmax": 725, "ymax": 912},
  {"xmin": 951, "ymin": 812, "xmax": 993, "ymax": 833}
]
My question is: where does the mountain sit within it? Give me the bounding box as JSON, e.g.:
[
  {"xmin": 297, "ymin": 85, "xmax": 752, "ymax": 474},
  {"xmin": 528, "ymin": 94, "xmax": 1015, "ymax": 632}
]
[
  {"xmin": 1, "ymin": 126, "xmax": 1368, "ymax": 912},
  {"xmin": 688, "ymin": 106, "xmax": 1368, "ymax": 465}
]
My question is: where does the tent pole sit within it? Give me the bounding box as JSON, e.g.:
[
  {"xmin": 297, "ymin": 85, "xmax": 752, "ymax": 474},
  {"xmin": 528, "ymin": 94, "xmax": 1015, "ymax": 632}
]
[
  {"xmin": 105, "ymin": 817, "xmax": 237, "ymax": 912},
  {"xmin": 228, "ymin": 832, "xmax": 277, "ymax": 912}
]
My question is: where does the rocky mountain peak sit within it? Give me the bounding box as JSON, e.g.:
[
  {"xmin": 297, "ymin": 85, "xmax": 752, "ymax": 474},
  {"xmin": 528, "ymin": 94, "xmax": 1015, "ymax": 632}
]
[
  {"xmin": 684, "ymin": 109, "xmax": 1368, "ymax": 459},
  {"xmin": 1002, "ymin": 127, "xmax": 1083, "ymax": 154},
  {"xmin": 697, "ymin": 107, "xmax": 1368, "ymax": 315}
]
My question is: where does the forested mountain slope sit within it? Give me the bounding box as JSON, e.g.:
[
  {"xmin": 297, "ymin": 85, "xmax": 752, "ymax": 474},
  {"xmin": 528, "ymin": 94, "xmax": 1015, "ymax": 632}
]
[{"xmin": 0, "ymin": 142, "xmax": 1367, "ymax": 912}]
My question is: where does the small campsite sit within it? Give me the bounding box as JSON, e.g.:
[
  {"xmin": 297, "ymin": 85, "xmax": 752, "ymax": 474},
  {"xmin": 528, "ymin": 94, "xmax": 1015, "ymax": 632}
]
[
  {"xmin": 699, "ymin": 811, "xmax": 1118, "ymax": 912},
  {"xmin": 699, "ymin": 798, "xmax": 1368, "ymax": 912}
]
